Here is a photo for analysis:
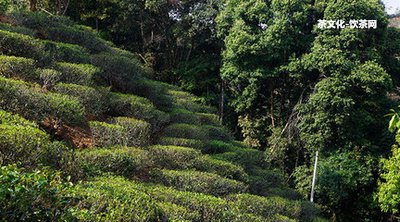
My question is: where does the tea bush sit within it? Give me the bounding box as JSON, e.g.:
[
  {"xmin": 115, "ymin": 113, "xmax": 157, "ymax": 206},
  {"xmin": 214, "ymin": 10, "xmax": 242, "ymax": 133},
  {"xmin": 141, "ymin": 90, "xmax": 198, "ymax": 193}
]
[
  {"xmin": 70, "ymin": 176, "xmax": 165, "ymax": 221},
  {"xmin": 146, "ymin": 145, "xmax": 201, "ymax": 169},
  {"xmin": 89, "ymin": 121, "xmax": 126, "ymax": 147},
  {"xmin": 227, "ymin": 194, "xmax": 319, "ymax": 222},
  {"xmin": 212, "ymin": 147, "xmax": 266, "ymax": 171},
  {"xmin": 0, "ymin": 124, "xmax": 50, "ymax": 166},
  {"xmin": 157, "ymin": 202, "xmax": 200, "ymax": 221},
  {"xmin": 0, "ymin": 30, "xmax": 44, "ymax": 60},
  {"xmin": 76, "ymin": 147, "xmax": 152, "ymax": 178},
  {"xmin": 43, "ymin": 40, "xmax": 90, "ymax": 64},
  {"xmin": 46, "ymin": 25, "xmax": 111, "ymax": 53},
  {"xmin": 39, "ymin": 68, "xmax": 62, "ymax": 89},
  {"xmin": 0, "ymin": 165, "xmax": 72, "ymax": 221},
  {"xmin": 145, "ymin": 185, "xmax": 264, "ymax": 221},
  {"xmin": 158, "ymin": 137, "xmax": 205, "ymax": 150},
  {"xmin": 0, "ymin": 22, "xmax": 35, "ymax": 36},
  {"xmin": 197, "ymin": 112, "xmax": 220, "ymax": 125},
  {"xmin": 53, "ymin": 83, "xmax": 109, "ymax": 116},
  {"xmin": 203, "ymin": 125, "xmax": 233, "ymax": 141},
  {"xmin": 0, "ymin": 77, "xmax": 85, "ymax": 124},
  {"xmin": 0, "ymin": 55, "xmax": 37, "ymax": 81},
  {"xmin": 0, "ymin": 109, "xmax": 38, "ymax": 128},
  {"xmin": 113, "ymin": 117, "xmax": 151, "ymax": 146},
  {"xmin": 54, "ymin": 62, "xmax": 99, "ymax": 86},
  {"xmin": 204, "ymin": 140, "xmax": 234, "ymax": 154},
  {"xmin": 91, "ymin": 53, "xmax": 144, "ymax": 90},
  {"xmin": 108, "ymin": 92, "xmax": 155, "ymax": 120},
  {"xmin": 163, "ymin": 124, "xmax": 209, "ymax": 140},
  {"xmin": 193, "ymin": 156, "xmax": 248, "ymax": 182},
  {"xmin": 169, "ymin": 108, "xmax": 200, "ymax": 124},
  {"xmin": 151, "ymin": 169, "xmax": 247, "ymax": 196}
]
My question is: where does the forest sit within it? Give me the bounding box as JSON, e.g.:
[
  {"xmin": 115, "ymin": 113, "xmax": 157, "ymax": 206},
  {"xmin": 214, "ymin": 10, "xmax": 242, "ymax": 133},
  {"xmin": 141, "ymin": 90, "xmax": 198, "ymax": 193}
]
[{"xmin": 0, "ymin": 0, "xmax": 400, "ymax": 221}]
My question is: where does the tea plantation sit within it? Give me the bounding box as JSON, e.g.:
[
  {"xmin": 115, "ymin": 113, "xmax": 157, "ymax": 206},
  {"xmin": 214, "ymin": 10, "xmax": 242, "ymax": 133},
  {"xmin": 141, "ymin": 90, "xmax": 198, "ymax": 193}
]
[{"xmin": 0, "ymin": 11, "xmax": 325, "ymax": 221}]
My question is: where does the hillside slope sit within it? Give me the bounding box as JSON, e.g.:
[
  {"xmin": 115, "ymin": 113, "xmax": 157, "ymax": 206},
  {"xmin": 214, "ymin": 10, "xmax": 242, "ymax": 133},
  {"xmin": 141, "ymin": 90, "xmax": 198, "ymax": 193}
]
[{"xmin": 0, "ymin": 11, "xmax": 324, "ymax": 221}]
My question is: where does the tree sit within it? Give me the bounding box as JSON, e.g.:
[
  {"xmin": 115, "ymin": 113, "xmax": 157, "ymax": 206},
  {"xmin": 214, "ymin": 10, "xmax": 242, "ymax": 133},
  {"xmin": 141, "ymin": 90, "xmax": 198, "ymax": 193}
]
[
  {"xmin": 376, "ymin": 108, "xmax": 400, "ymax": 219},
  {"xmin": 216, "ymin": 0, "xmax": 317, "ymax": 149}
]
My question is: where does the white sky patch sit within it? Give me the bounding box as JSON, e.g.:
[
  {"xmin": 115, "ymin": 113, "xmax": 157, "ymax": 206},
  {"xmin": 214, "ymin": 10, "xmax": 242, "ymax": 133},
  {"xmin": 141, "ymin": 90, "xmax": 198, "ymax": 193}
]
[{"xmin": 383, "ymin": 0, "xmax": 400, "ymax": 15}]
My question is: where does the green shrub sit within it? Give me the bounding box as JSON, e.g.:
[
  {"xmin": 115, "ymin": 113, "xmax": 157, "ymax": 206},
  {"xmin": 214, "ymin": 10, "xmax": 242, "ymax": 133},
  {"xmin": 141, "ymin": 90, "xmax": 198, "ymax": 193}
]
[
  {"xmin": 0, "ymin": 124, "xmax": 50, "ymax": 166},
  {"xmin": 169, "ymin": 108, "xmax": 200, "ymax": 124},
  {"xmin": 76, "ymin": 147, "xmax": 152, "ymax": 178},
  {"xmin": 212, "ymin": 147, "xmax": 266, "ymax": 171},
  {"xmin": 145, "ymin": 185, "xmax": 264, "ymax": 221},
  {"xmin": 91, "ymin": 53, "xmax": 145, "ymax": 90},
  {"xmin": 0, "ymin": 30, "xmax": 44, "ymax": 60},
  {"xmin": 204, "ymin": 140, "xmax": 233, "ymax": 154},
  {"xmin": 0, "ymin": 109, "xmax": 38, "ymax": 127},
  {"xmin": 44, "ymin": 92, "xmax": 86, "ymax": 125},
  {"xmin": 246, "ymin": 167, "xmax": 290, "ymax": 197},
  {"xmin": 146, "ymin": 145, "xmax": 201, "ymax": 169},
  {"xmin": 0, "ymin": 55, "xmax": 37, "ymax": 81},
  {"xmin": 197, "ymin": 112, "xmax": 220, "ymax": 125},
  {"xmin": 0, "ymin": 22, "xmax": 36, "ymax": 36},
  {"xmin": 193, "ymin": 156, "xmax": 248, "ymax": 182},
  {"xmin": 53, "ymin": 83, "xmax": 109, "ymax": 116},
  {"xmin": 113, "ymin": 117, "xmax": 151, "ymax": 146},
  {"xmin": 158, "ymin": 137, "xmax": 205, "ymax": 150},
  {"xmin": 0, "ymin": 0, "xmax": 10, "ymax": 14},
  {"xmin": 0, "ymin": 77, "xmax": 85, "ymax": 125},
  {"xmin": 203, "ymin": 125, "xmax": 233, "ymax": 141},
  {"xmin": 11, "ymin": 11, "xmax": 74, "ymax": 30},
  {"xmin": 151, "ymin": 169, "xmax": 247, "ymax": 196},
  {"xmin": 43, "ymin": 40, "xmax": 90, "ymax": 64},
  {"xmin": 227, "ymin": 194, "xmax": 319, "ymax": 222},
  {"xmin": 44, "ymin": 25, "xmax": 111, "ymax": 53},
  {"xmin": 157, "ymin": 202, "xmax": 200, "ymax": 221},
  {"xmin": 108, "ymin": 92, "xmax": 155, "ymax": 119},
  {"xmin": 89, "ymin": 121, "xmax": 126, "ymax": 147},
  {"xmin": 39, "ymin": 68, "xmax": 62, "ymax": 89},
  {"xmin": 108, "ymin": 92, "xmax": 169, "ymax": 131},
  {"xmin": 54, "ymin": 62, "xmax": 99, "ymax": 86},
  {"xmin": 163, "ymin": 124, "xmax": 209, "ymax": 140},
  {"xmin": 134, "ymin": 79, "xmax": 173, "ymax": 108},
  {"xmin": 0, "ymin": 165, "xmax": 73, "ymax": 221},
  {"xmin": 90, "ymin": 118, "xmax": 151, "ymax": 147},
  {"xmin": 70, "ymin": 176, "xmax": 165, "ymax": 221}
]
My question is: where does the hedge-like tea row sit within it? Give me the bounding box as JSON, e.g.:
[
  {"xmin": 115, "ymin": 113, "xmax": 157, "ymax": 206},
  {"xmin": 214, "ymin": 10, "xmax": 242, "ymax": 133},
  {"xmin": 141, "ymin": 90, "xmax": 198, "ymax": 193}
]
[
  {"xmin": 163, "ymin": 123, "xmax": 233, "ymax": 141},
  {"xmin": 151, "ymin": 169, "xmax": 248, "ymax": 196},
  {"xmin": 144, "ymin": 185, "xmax": 265, "ymax": 221},
  {"xmin": 108, "ymin": 92, "xmax": 170, "ymax": 131},
  {"xmin": 227, "ymin": 194, "xmax": 320, "ymax": 222},
  {"xmin": 0, "ymin": 77, "xmax": 85, "ymax": 125},
  {"xmin": 71, "ymin": 176, "xmax": 165, "ymax": 221},
  {"xmin": 0, "ymin": 29, "xmax": 92, "ymax": 65},
  {"xmin": 76, "ymin": 147, "xmax": 152, "ymax": 178},
  {"xmin": 158, "ymin": 137, "xmax": 205, "ymax": 150},
  {"xmin": 0, "ymin": 22, "xmax": 36, "ymax": 36},
  {"xmin": 53, "ymin": 83, "xmax": 109, "ymax": 116},
  {"xmin": 89, "ymin": 118, "xmax": 151, "ymax": 147},
  {"xmin": 54, "ymin": 62, "xmax": 99, "ymax": 86},
  {"xmin": 146, "ymin": 145, "xmax": 201, "ymax": 169},
  {"xmin": 0, "ymin": 55, "xmax": 37, "ymax": 81},
  {"xmin": 146, "ymin": 145, "xmax": 247, "ymax": 181}
]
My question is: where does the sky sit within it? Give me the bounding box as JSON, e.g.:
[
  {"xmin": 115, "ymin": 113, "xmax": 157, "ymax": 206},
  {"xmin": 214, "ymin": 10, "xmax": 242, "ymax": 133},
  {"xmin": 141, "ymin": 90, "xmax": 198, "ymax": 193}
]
[{"xmin": 383, "ymin": 0, "xmax": 400, "ymax": 15}]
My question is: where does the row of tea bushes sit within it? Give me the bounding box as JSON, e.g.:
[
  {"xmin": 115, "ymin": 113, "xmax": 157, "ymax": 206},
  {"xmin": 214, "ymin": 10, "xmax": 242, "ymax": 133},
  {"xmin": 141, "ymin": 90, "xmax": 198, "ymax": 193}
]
[
  {"xmin": 89, "ymin": 117, "xmax": 151, "ymax": 147},
  {"xmin": 0, "ymin": 76, "xmax": 85, "ymax": 125}
]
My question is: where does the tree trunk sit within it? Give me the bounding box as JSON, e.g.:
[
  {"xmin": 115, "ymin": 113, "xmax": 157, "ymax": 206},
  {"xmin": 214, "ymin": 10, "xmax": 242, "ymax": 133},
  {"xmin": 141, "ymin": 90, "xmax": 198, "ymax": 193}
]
[
  {"xmin": 30, "ymin": 0, "xmax": 37, "ymax": 11},
  {"xmin": 220, "ymin": 81, "xmax": 225, "ymax": 124}
]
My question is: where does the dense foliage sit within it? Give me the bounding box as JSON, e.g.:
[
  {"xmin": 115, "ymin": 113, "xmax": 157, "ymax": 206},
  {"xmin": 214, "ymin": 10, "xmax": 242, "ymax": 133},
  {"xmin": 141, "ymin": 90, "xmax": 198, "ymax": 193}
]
[{"xmin": 1, "ymin": 0, "xmax": 400, "ymax": 221}]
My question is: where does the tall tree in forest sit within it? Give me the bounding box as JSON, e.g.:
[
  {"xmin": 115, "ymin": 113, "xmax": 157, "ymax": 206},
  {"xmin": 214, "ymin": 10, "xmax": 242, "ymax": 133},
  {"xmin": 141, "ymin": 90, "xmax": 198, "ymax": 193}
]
[{"xmin": 216, "ymin": 0, "xmax": 317, "ymax": 149}]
